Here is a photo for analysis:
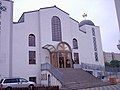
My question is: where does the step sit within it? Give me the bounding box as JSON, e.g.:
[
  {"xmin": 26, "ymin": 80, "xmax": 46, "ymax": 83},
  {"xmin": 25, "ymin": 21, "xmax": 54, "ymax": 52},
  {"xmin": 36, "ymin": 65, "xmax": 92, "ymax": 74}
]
[{"xmin": 58, "ymin": 68, "xmax": 109, "ymax": 89}]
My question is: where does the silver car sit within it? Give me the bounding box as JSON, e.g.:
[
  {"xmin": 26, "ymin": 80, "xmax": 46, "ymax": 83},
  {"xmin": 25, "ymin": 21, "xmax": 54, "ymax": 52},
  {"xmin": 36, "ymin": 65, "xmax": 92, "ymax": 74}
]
[{"xmin": 0, "ymin": 77, "xmax": 36, "ymax": 89}]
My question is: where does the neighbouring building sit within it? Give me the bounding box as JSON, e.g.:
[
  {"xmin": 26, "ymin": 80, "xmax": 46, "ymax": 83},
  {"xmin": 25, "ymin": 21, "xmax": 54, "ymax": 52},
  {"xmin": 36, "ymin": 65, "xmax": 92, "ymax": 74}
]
[
  {"xmin": 103, "ymin": 52, "xmax": 120, "ymax": 63},
  {"xmin": 0, "ymin": 0, "xmax": 105, "ymax": 86}
]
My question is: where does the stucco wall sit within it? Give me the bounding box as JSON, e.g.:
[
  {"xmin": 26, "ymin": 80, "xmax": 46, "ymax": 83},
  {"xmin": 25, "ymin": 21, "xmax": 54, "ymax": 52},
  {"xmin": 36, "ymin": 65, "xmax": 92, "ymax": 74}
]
[
  {"xmin": 0, "ymin": 0, "xmax": 13, "ymax": 78},
  {"xmin": 41, "ymin": 70, "xmax": 62, "ymax": 87},
  {"xmin": 13, "ymin": 11, "xmax": 41, "ymax": 84},
  {"xmin": 39, "ymin": 7, "xmax": 73, "ymax": 64},
  {"xmin": 79, "ymin": 25, "xmax": 104, "ymax": 66}
]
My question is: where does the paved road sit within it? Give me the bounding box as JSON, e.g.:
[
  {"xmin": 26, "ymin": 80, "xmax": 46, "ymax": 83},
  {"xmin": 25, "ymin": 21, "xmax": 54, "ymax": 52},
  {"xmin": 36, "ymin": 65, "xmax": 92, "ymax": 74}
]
[{"xmin": 79, "ymin": 84, "xmax": 120, "ymax": 90}]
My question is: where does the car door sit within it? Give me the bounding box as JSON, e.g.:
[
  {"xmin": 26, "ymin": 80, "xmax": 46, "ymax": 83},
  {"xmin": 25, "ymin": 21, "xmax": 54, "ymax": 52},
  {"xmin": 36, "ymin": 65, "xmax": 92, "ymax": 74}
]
[{"xmin": 19, "ymin": 78, "xmax": 29, "ymax": 87}]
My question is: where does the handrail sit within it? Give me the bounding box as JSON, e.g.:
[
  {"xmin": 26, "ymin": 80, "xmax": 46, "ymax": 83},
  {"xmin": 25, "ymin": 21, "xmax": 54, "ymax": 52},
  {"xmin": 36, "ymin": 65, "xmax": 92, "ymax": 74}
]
[
  {"xmin": 41, "ymin": 63, "xmax": 63, "ymax": 84},
  {"xmin": 105, "ymin": 66, "xmax": 120, "ymax": 72},
  {"xmin": 81, "ymin": 62, "xmax": 105, "ymax": 71}
]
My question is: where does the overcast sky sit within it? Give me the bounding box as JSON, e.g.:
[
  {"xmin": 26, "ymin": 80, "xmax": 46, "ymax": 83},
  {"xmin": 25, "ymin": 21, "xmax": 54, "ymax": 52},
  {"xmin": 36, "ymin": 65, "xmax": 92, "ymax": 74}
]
[{"xmin": 13, "ymin": 0, "xmax": 120, "ymax": 53}]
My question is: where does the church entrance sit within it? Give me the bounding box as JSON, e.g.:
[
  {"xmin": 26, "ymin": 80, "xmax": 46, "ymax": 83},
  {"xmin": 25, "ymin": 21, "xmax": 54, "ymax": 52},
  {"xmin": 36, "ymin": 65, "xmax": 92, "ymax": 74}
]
[
  {"xmin": 42, "ymin": 42, "xmax": 73, "ymax": 68},
  {"xmin": 51, "ymin": 42, "xmax": 72, "ymax": 68},
  {"xmin": 58, "ymin": 52, "xmax": 71, "ymax": 68}
]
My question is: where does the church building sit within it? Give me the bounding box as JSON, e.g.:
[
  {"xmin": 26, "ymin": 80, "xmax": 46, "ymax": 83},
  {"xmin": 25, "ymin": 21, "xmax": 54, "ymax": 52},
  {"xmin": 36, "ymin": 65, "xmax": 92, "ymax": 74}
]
[{"xmin": 0, "ymin": 0, "xmax": 105, "ymax": 87}]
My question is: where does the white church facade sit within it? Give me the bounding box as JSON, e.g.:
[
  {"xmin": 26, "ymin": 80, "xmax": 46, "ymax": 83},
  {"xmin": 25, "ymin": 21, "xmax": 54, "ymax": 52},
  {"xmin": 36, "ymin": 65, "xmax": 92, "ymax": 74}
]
[{"xmin": 0, "ymin": 0, "xmax": 105, "ymax": 86}]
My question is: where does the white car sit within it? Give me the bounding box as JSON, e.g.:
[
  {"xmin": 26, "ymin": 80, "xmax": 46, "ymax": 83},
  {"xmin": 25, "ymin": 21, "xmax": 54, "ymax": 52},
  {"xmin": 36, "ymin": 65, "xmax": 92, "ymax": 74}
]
[{"xmin": 0, "ymin": 77, "xmax": 36, "ymax": 89}]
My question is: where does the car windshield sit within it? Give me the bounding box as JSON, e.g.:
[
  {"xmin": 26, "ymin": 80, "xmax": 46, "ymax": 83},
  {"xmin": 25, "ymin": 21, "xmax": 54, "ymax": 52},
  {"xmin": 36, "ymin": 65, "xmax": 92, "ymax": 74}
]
[
  {"xmin": 0, "ymin": 79, "xmax": 3, "ymax": 83},
  {"xmin": 20, "ymin": 78, "xmax": 28, "ymax": 82}
]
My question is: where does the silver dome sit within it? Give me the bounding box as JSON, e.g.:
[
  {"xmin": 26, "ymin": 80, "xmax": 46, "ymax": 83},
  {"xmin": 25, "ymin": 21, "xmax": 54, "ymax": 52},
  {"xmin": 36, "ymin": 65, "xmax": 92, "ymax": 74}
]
[{"xmin": 79, "ymin": 20, "xmax": 95, "ymax": 27}]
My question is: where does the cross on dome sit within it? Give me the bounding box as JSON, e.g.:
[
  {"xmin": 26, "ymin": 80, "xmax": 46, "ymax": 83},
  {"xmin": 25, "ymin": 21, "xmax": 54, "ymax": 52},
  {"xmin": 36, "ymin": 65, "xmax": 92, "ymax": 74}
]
[{"xmin": 82, "ymin": 13, "xmax": 87, "ymax": 19}]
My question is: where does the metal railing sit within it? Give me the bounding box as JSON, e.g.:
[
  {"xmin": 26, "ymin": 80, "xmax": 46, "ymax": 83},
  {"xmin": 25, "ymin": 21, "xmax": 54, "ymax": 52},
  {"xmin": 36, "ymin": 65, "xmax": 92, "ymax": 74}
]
[
  {"xmin": 41, "ymin": 63, "xmax": 63, "ymax": 84},
  {"xmin": 81, "ymin": 62, "xmax": 105, "ymax": 71},
  {"xmin": 105, "ymin": 66, "xmax": 120, "ymax": 78},
  {"xmin": 105, "ymin": 66, "xmax": 120, "ymax": 72}
]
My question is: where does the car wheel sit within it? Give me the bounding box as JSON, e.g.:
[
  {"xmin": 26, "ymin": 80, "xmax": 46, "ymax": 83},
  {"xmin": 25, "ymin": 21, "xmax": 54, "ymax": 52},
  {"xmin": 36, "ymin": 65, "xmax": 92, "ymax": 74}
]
[
  {"xmin": 29, "ymin": 84, "xmax": 34, "ymax": 90},
  {"xmin": 6, "ymin": 87, "xmax": 12, "ymax": 90}
]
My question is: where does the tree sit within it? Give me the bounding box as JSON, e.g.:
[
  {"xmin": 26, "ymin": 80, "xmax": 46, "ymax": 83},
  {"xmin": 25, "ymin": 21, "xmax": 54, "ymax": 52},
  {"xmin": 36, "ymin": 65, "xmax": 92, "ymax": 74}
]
[
  {"xmin": 105, "ymin": 62, "xmax": 111, "ymax": 67},
  {"xmin": 110, "ymin": 60, "xmax": 120, "ymax": 68}
]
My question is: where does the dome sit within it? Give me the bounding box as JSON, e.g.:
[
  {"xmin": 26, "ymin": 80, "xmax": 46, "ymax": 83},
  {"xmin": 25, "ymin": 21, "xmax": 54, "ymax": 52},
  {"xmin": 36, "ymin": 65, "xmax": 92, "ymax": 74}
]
[{"xmin": 79, "ymin": 20, "xmax": 95, "ymax": 27}]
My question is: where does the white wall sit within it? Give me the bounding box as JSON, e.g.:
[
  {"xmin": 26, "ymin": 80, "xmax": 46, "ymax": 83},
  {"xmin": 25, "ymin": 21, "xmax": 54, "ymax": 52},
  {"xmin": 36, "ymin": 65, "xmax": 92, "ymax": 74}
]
[
  {"xmin": 39, "ymin": 6, "xmax": 73, "ymax": 64},
  {"xmin": 70, "ymin": 18, "xmax": 82, "ymax": 64},
  {"xmin": 95, "ymin": 26, "xmax": 104, "ymax": 66},
  {"xmin": 41, "ymin": 70, "xmax": 62, "ymax": 87},
  {"xmin": 79, "ymin": 25, "xmax": 94, "ymax": 64},
  {"xmin": 79, "ymin": 25, "xmax": 104, "ymax": 66},
  {"xmin": 39, "ymin": 6, "xmax": 105, "ymax": 67},
  {"xmin": 0, "ymin": 0, "xmax": 13, "ymax": 78},
  {"xmin": 13, "ymin": 11, "xmax": 41, "ymax": 84},
  {"xmin": 40, "ymin": 6, "xmax": 72, "ymax": 46}
]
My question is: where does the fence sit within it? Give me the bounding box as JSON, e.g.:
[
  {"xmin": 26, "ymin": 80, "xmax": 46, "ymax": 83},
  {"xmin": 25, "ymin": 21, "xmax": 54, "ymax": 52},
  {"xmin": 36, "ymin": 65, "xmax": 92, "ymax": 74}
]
[
  {"xmin": 0, "ymin": 86, "xmax": 59, "ymax": 90},
  {"xmin": 104, "ymin": 66, "xmax": 120, "ymax": 80},
  {"xmin": 105, "ymin": 66, "xmax": 120, "ymax": 72}
]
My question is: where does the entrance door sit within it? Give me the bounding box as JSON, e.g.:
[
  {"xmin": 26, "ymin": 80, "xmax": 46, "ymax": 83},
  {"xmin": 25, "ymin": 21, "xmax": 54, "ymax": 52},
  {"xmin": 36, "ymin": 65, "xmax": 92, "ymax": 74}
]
[
  {"xmin": 58, "ymin": 52, "xmax": 72, "ymax": 68},
  {"xmin": 59, "ymin": 52, "xmax": 64, "ymax": 68},
  {"xmin": 50, "ymin": 42, "xmax": 73, "ymax": 68},
  {"xmin": 57, "ymin": 42, "xmax": 72, "ymax": 68},
  {"xmin": 66, "ymin": 53, "xmax": 71, "ymax": 68}
]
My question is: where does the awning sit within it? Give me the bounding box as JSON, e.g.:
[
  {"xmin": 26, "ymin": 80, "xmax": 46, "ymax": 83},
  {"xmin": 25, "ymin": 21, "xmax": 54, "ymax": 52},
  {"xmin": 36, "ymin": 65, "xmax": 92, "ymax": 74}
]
[{"xmin": 42, "ymin": 44, "xmax": 56, "ymax": 52}]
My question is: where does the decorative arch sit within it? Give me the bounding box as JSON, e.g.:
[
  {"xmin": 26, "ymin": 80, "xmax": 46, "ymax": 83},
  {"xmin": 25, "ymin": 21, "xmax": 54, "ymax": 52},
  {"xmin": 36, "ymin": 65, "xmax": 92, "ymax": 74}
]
[
  {"xmin": 42, "ymin": 42, "xmax": 73, "ymax": 68},
  {"xmin": 29, "ymin": 34, "xmax": 35, "ymax": 46},
  {"xmin": 55, "ymin": 42, "xmax": 72, "ymax": 68},
  {"xmin": 56, "ymin": 41, "xmax": 72, "ymax": 52},
  {"xmin": 51, "ymin": 16, "xmax": 62, "ymax": 41},
  {"xmin": 42, "ymin": 44, "xmax": 56, "ymax": 52}
]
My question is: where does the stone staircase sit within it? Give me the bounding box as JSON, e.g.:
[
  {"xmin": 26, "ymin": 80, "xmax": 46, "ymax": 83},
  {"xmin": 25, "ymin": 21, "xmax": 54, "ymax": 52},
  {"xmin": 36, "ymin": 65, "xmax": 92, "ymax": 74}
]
[{"xmin": 59, "ymin": 68, "xmax": 109, "ymax": 90}]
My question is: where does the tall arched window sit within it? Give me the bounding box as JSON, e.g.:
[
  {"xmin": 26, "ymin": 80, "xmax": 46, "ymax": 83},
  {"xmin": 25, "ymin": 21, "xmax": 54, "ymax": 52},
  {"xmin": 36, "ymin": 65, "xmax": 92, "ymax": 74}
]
[
  {"xmin": 73, "ymin": 38, "xmax": 78, "ymax": 49},
  {"xmin": 52, "ymin": 16, "xmax": 62, "ymax": 41},
  {"xmin": 29, "ymin": 34, "xmax": 35, "ymax": 46}
]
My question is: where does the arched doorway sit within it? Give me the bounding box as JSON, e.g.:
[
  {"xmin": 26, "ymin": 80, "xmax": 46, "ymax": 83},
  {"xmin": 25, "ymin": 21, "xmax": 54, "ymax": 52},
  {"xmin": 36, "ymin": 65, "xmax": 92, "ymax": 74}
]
[
  {"xmin": 48, "ymin": 74, "xmax": 51, "ymax": 86},
  {"xmin": 56, "ymin": 42, "xmax": 72, "ymax": 68},
  {"xmin": 42, "ymin": 42, "xmax": 73, "ymax": 68}
]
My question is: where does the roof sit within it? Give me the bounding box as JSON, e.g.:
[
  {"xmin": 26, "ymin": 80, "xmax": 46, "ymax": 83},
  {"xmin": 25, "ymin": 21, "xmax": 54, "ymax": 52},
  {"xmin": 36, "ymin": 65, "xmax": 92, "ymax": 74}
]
[
  {"xmin": 79, "ymin": 20, "xmax": 95, "ymax": 27},
  {"xmin": 40, "ymin": 5, "xmax": 69, "ymax": 15},
  {"xmin": 16, "ymin": 6, "xmax": 69, "ymax": 23}
]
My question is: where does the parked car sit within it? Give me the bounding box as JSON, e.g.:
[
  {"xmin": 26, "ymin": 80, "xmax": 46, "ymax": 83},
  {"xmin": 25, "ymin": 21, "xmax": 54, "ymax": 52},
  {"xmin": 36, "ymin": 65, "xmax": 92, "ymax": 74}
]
[{"xmin": 0, "ymin": 77, "xmax": 36, "ymax": 89}]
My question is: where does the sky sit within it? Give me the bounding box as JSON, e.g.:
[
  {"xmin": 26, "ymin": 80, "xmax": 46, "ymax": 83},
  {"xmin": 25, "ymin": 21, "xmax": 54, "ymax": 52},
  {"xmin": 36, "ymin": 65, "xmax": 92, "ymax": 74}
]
[{"xmin": 13, "ymin": 0, "xmax": 120, "ymax": 53}]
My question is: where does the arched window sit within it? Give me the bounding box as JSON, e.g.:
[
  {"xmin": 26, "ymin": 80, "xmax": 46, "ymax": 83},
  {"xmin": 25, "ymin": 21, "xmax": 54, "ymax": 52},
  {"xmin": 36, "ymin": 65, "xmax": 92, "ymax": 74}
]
[
  {"xmin": 73, "ymin": 38, "xmax": 78, "ymax": 49},
  {"xmin": 52, "ymin": 16, "xmax": 62, "ymax": 41},
  {"xmin": 29, "ymin": 34, "xmax": 35, "ymax": 46}
]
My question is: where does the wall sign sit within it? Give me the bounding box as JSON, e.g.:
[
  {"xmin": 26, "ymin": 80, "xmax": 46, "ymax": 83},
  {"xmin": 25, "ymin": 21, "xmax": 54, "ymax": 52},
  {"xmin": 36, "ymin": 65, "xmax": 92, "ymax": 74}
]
[
  {"xmin": 0, "ymin": 1, "xmax": 7, "ymax": 13},
  {"xmin": 41, "ymin": 74, "xmax": 47, "ymax": 80},
  {"xmin": 0, "ymin": 1, "xmax": 7, "ymax": 30}
]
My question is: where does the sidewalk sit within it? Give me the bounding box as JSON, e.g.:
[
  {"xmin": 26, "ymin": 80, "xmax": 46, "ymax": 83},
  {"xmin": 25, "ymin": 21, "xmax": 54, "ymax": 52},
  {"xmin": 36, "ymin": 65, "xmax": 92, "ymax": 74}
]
[{"xmin": 79, "ymin": 84, "xmax": 120, "ymax": 90}]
